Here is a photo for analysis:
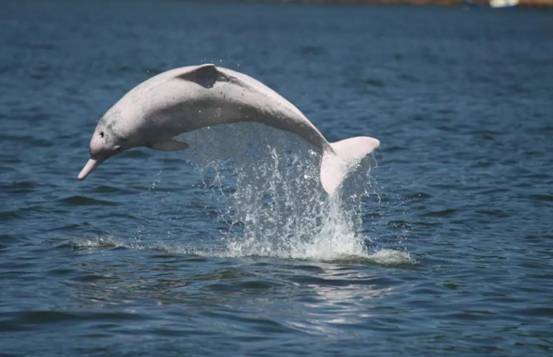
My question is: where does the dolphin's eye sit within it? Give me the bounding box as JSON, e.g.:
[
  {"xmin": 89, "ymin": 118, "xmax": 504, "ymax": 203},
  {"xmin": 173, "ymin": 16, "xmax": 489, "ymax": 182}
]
[{"xmin": 100, "ymin": 131, "xmax": 104, "ymax": 138}]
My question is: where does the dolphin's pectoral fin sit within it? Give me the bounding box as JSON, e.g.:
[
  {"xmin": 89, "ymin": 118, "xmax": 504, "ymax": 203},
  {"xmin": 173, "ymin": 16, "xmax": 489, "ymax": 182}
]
[
  {"xmin": 147, "ymin": 138, "xmax": 189, "ymax": 151},
  {"xmin": 175, "ymin": 64, "xmax": 227, "ymax": 89}
]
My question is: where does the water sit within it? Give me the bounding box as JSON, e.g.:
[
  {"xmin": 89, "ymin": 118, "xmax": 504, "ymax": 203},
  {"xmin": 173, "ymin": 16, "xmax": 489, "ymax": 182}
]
[{"xmin": 1, "ymin": 0, "xmax": 553, "ymax": 355}]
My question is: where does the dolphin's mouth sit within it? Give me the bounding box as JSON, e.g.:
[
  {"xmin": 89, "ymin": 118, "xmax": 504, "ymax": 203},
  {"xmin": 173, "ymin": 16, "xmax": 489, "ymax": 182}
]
[{"xmin": 77, "ymin": 158, "xmax": 101, "ymax": 180}]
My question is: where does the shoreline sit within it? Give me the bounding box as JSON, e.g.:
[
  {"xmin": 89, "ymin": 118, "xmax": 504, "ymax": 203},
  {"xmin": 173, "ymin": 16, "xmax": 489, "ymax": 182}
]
[{"xmin": 243, "ymin": 0, "xmax": 553, "ymax": 7}]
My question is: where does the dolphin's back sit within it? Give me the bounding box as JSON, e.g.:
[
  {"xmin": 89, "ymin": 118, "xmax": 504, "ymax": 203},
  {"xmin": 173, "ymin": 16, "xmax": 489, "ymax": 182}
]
[{"xmin": 170, "ymin": 65, "xmax": 331, "ymax": 150}]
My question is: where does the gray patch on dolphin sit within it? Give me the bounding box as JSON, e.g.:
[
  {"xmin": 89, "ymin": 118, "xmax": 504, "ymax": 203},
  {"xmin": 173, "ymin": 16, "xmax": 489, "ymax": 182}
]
[{"xmin": 78, "ymin": 64, "xmax": 380, "ymax": 195}]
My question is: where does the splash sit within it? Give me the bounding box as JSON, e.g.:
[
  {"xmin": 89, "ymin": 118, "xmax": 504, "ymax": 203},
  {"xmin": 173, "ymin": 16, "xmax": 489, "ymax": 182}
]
[
  {"xmin": 218, "ymin": 156, "xmax": 362, "ymax": 260},
  {"xmin": 177, "ymin": 123, "xmax": 411, "ymax": 263}
]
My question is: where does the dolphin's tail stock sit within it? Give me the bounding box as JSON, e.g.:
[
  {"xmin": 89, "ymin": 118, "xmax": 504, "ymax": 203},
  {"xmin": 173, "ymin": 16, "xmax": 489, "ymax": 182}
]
[{"xmin": 320, "ymin": 136, "xmax": 380, "ymax": 195}]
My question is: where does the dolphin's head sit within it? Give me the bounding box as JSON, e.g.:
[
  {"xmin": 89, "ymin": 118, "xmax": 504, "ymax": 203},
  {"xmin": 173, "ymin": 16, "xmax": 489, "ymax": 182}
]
[{"xmin": 77, "ymin": 118, "xmax": 128, "ymax": 180}]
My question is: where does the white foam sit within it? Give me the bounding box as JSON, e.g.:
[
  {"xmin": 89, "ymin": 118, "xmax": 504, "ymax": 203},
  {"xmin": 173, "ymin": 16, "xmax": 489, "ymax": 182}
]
[
  {"xmin": 70, "ymin": 235, "xmax": 132, "ymax": 250},
  {"xmin": 367, "ymin": 249, "xmax": 415, "ymax": 265}
]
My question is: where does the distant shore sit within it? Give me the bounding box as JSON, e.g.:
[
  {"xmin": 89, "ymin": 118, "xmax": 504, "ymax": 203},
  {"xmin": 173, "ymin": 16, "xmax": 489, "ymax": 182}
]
[{"xmin": 251, "ymin": 0, "xmax": 553, "ymax": 6}]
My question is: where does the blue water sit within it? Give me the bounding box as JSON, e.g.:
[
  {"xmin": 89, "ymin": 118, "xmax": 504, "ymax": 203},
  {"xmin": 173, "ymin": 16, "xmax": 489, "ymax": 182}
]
[{"xmin": 1, "ymin": 0, "xmax": 553, "ymax": 355}]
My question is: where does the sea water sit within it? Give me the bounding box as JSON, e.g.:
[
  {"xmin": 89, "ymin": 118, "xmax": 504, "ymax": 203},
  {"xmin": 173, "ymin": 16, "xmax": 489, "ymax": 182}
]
[{"xmin": 1, "ymin": 1, "xmax": 552, "ymax": 355}]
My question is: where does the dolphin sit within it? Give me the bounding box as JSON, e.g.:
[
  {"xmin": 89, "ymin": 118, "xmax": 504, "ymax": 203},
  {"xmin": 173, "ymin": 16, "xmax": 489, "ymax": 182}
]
[{"xmin": 78, "ymin": 64, "xmax": 379, "ymax": 194}]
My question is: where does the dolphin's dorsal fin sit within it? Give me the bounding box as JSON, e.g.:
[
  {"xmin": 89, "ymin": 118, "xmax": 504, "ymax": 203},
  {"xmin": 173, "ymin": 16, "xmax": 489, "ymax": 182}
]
[
  {"xmin": 147, "ymin": 138, "xmax": 189, "ymax": 151},
  {"xmin": 176, "ymin": 64, "xmax": 226, "ymax": 88}
]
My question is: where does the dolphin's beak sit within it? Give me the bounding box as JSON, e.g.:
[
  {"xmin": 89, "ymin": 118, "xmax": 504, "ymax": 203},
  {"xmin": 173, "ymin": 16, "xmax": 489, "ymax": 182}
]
[
  {"xmin": 77, "ymin": 158, "xmax": 101, "ymax": 180},
  {"xmin": 77, "ymin": 144, "xmax": 122, "ymax": 181}
]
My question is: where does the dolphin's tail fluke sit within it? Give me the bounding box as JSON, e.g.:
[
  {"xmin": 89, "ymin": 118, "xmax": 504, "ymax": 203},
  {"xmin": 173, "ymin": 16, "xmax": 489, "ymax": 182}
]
[{"xmin": 320, "ymin": 136, "xmax": 380, "ymax": 195}]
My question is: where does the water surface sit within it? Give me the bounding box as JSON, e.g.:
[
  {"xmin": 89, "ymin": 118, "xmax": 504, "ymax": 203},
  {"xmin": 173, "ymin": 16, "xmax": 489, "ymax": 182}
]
[{"xmin": 1, "ymin": 1, "xmax": 553, "ymax": 355}]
